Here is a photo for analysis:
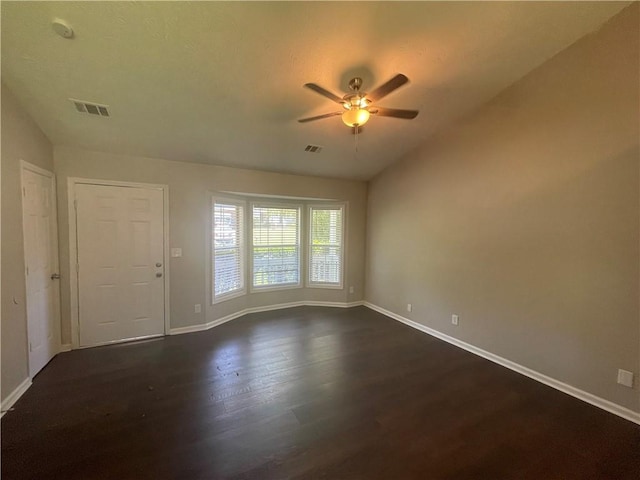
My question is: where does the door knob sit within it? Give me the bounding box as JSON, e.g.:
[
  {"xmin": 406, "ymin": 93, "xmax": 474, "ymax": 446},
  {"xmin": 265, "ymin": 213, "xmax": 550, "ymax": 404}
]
[
  {"xmin": 51, "ymin": 273, "xmax": 61, "ymax": 280},
  {"xmin": 156, "ymin": 262, "xmax": 162, "ymax": 267},
  {"xmin": 156, "ymin": 272, "xmax": 163, "ymax": 278}
]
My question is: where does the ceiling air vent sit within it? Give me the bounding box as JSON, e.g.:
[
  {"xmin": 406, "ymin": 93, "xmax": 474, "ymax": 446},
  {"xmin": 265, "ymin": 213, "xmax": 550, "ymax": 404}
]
[
  {"xmin": 70, "ymin": 99, "xmax": 110, "ymax": 117},
  {"xmin": 304, "ymin": 145, "xmax": 322, "ymax": 153}
]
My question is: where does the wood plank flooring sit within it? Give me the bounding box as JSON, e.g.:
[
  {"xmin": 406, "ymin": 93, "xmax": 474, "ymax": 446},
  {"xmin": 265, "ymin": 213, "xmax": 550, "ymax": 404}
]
[{"xmin": 2, "ymin": 306, "xmax": 639, "ymax": 479}]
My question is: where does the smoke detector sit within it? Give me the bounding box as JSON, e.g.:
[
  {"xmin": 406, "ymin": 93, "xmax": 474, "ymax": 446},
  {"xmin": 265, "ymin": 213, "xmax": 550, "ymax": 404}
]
[{"xmin": 52, "ymin": 19, "xmax": 74, "ymax": 39}]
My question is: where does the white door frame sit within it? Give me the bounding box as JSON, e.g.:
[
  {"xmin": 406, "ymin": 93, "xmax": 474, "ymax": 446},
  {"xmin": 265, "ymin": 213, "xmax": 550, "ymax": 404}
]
[
  {"xmin": 20, "ymin": 160, "xmax": 62, "ymax": 372},
  {"xmin": 67, "ymin": 177, "xmax": 170, "ymax": 349}
]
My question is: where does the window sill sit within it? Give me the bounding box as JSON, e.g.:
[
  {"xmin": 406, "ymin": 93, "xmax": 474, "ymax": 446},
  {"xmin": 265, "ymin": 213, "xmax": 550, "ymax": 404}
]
[
  {"xmin": 307, "ymin": 283, "xmax": 344, "ymax": 290},
  {"xmin": 250, "ymin": 283, "xmax": 302, "ymax": 294},
  {"xmin": 213, "ymin": 289, "xmax": 246, "ymax": 304}
]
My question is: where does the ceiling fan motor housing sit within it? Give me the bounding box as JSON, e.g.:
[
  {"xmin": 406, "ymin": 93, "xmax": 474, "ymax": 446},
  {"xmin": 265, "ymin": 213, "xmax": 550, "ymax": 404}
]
[{"xmin": 348, "ymin": 77, "xmax": 363, "ymax": 92}]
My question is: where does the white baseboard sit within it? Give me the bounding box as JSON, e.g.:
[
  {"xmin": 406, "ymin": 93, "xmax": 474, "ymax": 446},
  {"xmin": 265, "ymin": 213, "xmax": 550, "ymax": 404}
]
[
  {"xmin": 364, "ymin": 302, "xmax": 640, "ymax": 425},
  {"xmin": 59, "ymin": 343, "xmax": 72, "ymax": 352},
  {"xmin": 168, "ymin": 323, "xmax": 210, "ymax": 335},
  {"xmin": 1, "ymin": 377, "xmax": 32, "ymax": 417},
  {"xmin": 169, "ymin": 300, "xmax": 364, "ymax": 335},
  {"xmin": 305, "ymin": 301, "xmax": 364, "ymax": 308},
  {"xmin": 169, "ymin": 307, "xmax": 254, "ymax": 335}
]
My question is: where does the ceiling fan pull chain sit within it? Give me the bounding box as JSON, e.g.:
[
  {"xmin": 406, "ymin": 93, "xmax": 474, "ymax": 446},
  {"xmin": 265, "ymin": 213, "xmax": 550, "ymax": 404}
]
[{"xmin": 354, "ymin": 126, "xmax": 359, "ymax": 153}]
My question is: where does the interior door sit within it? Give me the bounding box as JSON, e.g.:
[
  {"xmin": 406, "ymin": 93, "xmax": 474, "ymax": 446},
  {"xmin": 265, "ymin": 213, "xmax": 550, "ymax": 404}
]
[
  {"xmin": 75, "ymin": 184, "xmax": 165, "ymax": 347},
  {"xmin": 22, "ymin": 165, "xmax": 60, "ymax": 377}
]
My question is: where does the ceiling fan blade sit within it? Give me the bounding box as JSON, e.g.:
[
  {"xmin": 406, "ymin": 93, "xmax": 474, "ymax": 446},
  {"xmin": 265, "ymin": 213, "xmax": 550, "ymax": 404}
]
[
  {"xmin": 298, "ymin": 111, "xmax": 342, "ymax": 123},
  {"xmin": 367, "ymin": 74, "xmax": 409, "ymax": 102},
  {"xmin": 303, "ymin": 83, "xmax": 345, "ymax": 104},
  {"xmin": 370, "ymin": 107, "xmax": 419, "ymax": 119}
]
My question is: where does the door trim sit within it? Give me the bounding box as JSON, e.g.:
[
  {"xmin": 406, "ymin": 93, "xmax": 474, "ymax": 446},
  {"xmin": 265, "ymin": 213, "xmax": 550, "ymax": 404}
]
[
  {"xmin": 67, "ymin": 178, "xmax": 170, "ymax": 349},
  {"xmin": 20, "ymin": 160, "xmax": 62, "ymax": 373}
]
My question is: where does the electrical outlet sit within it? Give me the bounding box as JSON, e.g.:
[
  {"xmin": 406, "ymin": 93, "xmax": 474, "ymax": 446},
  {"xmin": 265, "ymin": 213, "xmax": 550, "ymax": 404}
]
[
  {"xmin": 194, "ymin": 304, "xmax": 201, "ymax": 314},
  {"xmin": 407, "ymin": 304, "xmax": 412, "ymax": 312},
  {"xmin": 349, "ymin": 286, "xmax": 354, "ymax": 294},
  {"xmin": 451, "ymin": 314, "xmax": 459, "ymax": 326},
  {"xmin": 617, "ymin": 369, "xmax": 634, "ymax": 388}
]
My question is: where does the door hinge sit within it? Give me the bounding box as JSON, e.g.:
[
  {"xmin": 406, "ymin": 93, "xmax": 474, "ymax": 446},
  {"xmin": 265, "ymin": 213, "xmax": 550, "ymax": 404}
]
[
  {"xmin": 23, "ymin": 187, "xmax": 26, "ymax": 197},
  {"xmin": 76, "ymin": 263, "xmax": 80, "ymax": 273},
  {"xmin": 74, "ymin": 199, "xmax": 78, "ymax": 209},
  {"xmin": 29, "ymin": 342, "xmax": 33, "ymax": 352}
]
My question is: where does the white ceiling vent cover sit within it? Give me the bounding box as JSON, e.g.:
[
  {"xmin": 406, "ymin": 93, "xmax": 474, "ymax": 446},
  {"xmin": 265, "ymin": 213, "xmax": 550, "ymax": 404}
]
[
  {"xmin": 304, "ymin": 145, "xmax": 323, "ymax": 153},
  {"xmin": 70, "ymin": 98, "xmax": 110, "ymax": 117}
]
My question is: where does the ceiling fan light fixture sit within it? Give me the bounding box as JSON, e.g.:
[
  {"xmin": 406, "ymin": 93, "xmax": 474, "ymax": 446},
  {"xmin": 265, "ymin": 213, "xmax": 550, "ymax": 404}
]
[
  {"xmin": 342, "ymin": 107, "xmax": 370, "ymax": 127},
  {"xmin": 298, "ymin": 74, "xmax": 417, "ymax": 128}
]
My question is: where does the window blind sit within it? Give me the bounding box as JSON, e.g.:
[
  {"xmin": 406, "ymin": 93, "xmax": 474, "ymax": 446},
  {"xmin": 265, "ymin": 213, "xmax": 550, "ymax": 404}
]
[
  {"xmin": 213, "ymin": 201, "xmax": 244, "ymax": 299},
  {"xmin": 309, "ymin": 206, "xmax": 343, "ymax": 286},
  {"xmin": 252, "ymin": 205, "xmax": 300, "ymax": 288}
]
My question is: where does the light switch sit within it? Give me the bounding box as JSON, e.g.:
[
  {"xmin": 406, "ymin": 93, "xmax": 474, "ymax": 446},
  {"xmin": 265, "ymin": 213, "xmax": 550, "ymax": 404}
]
[
  {"xmin": 171, "ymin": 248, "xmax": 182, "ymax": 258},
  {"xmin": 617, "ymin": 369, "xmax": 634, "ymax": 388}
]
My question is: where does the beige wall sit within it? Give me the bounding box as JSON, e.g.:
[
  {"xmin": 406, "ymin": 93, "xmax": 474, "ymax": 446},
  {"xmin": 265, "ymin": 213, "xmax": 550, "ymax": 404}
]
[
  {"xmin": 366, "ymin": 5, "xmax": 639, "ymax": 412},
  {"xmin": 54, "ymin": 146, "xmax": 367, "ymax": 344},
  {"xmin": 1, "ymin": 82, "xmax": 54, "ymax": 401}
]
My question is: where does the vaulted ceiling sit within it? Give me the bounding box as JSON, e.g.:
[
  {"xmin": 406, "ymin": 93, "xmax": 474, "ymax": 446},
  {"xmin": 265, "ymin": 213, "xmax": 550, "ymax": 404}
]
[{"xmin": 1, "ymin": 1, "xmax": 630, "ymax": 180}]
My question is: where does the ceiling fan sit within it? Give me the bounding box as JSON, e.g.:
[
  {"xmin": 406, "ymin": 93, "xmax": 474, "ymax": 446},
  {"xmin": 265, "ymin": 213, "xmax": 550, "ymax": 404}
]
[{"xmin": 298, "ymin": 74, "xmax": 419, "ymax": 130}]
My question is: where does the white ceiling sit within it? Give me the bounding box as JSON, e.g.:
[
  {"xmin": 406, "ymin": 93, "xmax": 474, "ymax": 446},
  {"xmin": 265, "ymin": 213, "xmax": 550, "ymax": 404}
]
[{"xmin": 1, "ymin": 1, "xmax": 630, "ymax": 180}]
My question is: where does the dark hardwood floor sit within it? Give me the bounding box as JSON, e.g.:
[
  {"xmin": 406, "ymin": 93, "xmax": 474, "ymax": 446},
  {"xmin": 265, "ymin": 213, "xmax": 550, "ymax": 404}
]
[{"xmin": 2, "ymin": 306, "xmax": 639, "ymax": 479}]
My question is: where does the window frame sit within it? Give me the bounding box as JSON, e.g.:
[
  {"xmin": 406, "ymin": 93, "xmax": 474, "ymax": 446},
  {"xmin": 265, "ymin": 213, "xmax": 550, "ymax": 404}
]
[
  {"xmin": 249, "ymin": 201, "xmax": 303, "ymax": 293},
  {"xmin": 307, "ymin": 203, "xmax": 345, "ymax": 289},
  {"xmin": 212, "ymin": 196, "xmax": 247, "ymax": 304}
]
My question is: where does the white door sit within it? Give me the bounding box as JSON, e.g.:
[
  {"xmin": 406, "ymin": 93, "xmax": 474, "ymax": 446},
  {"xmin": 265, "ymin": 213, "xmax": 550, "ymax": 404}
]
[
  {"xmin": 75, "ymin": 184, "xmax": 165, "ymax": 347},
  {"xmin": 22, "ymin": 164, "xmax": 60, "ymax": 377}
]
